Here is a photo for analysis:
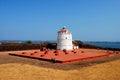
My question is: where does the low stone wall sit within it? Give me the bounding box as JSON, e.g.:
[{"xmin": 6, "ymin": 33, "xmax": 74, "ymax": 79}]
[{"xmin": 0, "ymin": 44, "xmax": 40, "ymax": 51}]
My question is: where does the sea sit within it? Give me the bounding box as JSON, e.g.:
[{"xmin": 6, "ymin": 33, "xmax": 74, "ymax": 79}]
[
  {"xmin": 0, "ymin": 40, "xmax": 120, "ymax": 49},
  {"xmin": 85, "ymin": 41, "xmax": 120, "ymax": 49}
]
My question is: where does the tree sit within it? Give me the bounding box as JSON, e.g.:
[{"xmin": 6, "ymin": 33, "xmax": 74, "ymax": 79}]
[{"xmin": 26, "ymin": 40, "xmax": 32, "ymax": 44}]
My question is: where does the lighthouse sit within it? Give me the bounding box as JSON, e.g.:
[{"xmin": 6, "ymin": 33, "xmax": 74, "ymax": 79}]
[{"xmin": 57, "ymin": 27, "xmax": 73, "ymax": 50}]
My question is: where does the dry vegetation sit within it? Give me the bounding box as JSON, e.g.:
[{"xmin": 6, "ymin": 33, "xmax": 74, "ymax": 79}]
[{"xmin": 0, "ymin": 49, "xmax": 120, "ymax": 80}]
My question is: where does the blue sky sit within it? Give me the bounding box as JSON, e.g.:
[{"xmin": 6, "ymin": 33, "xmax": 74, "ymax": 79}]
[{"xmin": 0, "ymin": 0, "xmax": 120, "ymax": 41}]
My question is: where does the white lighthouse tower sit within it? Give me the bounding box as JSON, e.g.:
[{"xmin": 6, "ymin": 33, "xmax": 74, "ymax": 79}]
[{"xmin": 57, "ymin": 27, "xmax": 73, "ymax": 50}]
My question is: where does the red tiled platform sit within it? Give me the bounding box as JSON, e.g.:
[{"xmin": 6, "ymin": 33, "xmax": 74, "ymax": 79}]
[{"xmin": 9, "ymin": 49, "xmax": 111, "ymax": 63}]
